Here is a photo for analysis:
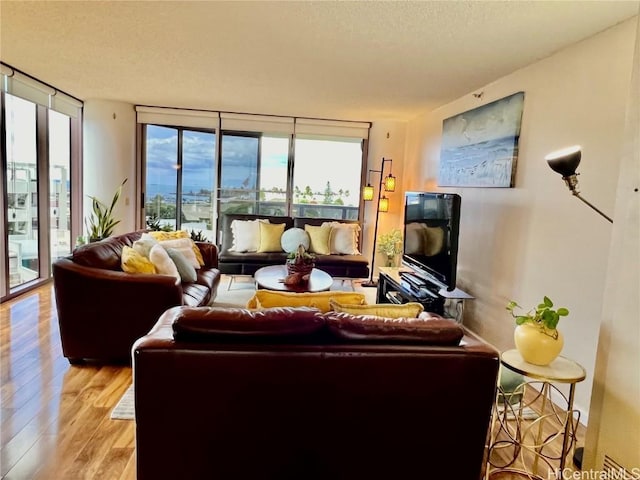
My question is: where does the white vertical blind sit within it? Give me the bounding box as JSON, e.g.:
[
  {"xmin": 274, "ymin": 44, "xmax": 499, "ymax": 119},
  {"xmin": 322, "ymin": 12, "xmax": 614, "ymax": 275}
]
[{"xmin": 1, "ymin": 63, "xmax": 83, "ymax": 118}]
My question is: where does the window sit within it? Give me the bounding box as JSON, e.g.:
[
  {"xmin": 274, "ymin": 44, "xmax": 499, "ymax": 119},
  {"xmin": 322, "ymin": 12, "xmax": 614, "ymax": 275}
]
[
  {"xmin": 218, "ymin": 133, "xmax": 289, "ymax": 216},
  {"xmin": 144, "ymin": 125, "xmax": 216, "ymax": 240},
  {"xmin": 1, "ymin": 64, "xmax": 82, "ymax": 300},
  {"xmin": 49, "ymin": 109, "xmax": 71, "ymax": 263},
  {"xmin": 292, "ymin": 137, "xmax": 363, "ymax": 220},
  {"xmin": 5, "ymin": 94, "xmax": 39, "ymax": 288},
  {"xmin": 137, "ymin": 108, "xmax": 370, "ymax": 245}
]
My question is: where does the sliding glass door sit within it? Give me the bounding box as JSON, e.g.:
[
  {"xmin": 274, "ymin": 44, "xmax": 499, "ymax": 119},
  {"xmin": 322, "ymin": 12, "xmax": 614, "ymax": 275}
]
[
  {"xmin": 144, "ymin": 125, "xmax": 216, "ymax": 241},
  {"xmin": 5, "ymin": 93, "xmax": 39, "ymax": 289}
]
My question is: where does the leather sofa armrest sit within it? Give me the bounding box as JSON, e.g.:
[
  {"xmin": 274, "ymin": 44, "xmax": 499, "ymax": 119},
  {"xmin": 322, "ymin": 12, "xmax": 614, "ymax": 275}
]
[{"xmin": 196, "ymin": 242, "xmax": 219, "ymax": 268}]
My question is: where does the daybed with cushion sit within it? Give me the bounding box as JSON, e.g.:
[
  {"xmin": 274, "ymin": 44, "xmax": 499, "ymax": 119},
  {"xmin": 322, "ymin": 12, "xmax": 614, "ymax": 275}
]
[
  {"xmin": 218, "ymin": 213, "xmax": 369, "ymax": 278},
  {"xmin": 52, "ymin": 230, "xmax": 221, "ymax": 364},
  {"xmin": 133, "ymin": 305, "xmax": 500, "ymax": 480}
]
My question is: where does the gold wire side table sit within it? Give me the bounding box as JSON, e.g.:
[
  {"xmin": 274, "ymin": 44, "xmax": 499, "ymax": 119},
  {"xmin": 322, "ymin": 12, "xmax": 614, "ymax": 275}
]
[{"xmin": 486, "ymin": 349, "xmax": 586, "ymax": 479}]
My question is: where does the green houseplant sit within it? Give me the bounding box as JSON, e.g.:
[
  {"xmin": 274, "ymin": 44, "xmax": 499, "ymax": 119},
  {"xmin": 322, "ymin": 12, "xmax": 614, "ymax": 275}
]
[
  {"xmin": 377, "ymin": 228, "xmax": 403, "ymax": 267},
  {"xmin": 85, "ymin": 178, "xmax": 127, "ymax": 242},
  {"xmin": 506, "ymin": 296, "xmax": 569, "ymax": 366}
]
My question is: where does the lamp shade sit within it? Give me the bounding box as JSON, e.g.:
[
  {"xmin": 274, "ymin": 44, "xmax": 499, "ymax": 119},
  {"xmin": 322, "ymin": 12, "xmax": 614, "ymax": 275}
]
[
  {"xmin": 363, "ymin": 184, "xmax": 374, "ymax": 201},
  {"xmin": 384, "ymin": 173, "xmax": 396, "ymax": 192},
  {"xmin": 378, "ymin": 196, "xmax": 389, "ymax": 212},
  {"xmin": 546, "ymin": 145, "xmax": 581, "ymax": 177}
]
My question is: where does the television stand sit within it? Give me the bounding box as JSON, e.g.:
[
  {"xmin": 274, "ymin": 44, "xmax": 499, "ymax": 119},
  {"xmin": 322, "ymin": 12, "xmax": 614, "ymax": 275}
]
[{"xmin": 376, "ymin": 267, "xmax": 473, "ymax": 323}]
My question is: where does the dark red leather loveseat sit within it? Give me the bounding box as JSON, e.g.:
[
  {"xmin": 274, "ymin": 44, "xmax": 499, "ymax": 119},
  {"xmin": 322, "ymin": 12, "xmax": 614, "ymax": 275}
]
[
  {"xmin": 52, "ymin": 231, "xmax": 221, "ymax": 364},
  {"xmin": 133, "ymin": 306, "xmax": 499, "ymax": 479}
]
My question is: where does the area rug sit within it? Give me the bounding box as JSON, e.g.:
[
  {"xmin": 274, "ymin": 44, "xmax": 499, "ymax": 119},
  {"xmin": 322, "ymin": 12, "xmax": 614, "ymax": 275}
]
[
  {"xmin": 111, "ymin": 275, "xmax": 375, "ymax": 420},
  {"xmin": 110, "ymin": 384, "xmax": 134, "ymax": 420}
]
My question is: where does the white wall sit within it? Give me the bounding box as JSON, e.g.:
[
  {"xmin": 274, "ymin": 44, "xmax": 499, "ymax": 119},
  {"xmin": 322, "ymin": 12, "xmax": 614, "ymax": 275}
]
[
  {"xmin": 584, "ymin": 13, "xmax": 640, "ymax": 472},
  {"xmin": 402, "ymin": 18, "xmax": 637, "ymax": 418},
  {"xmin": 83, "ymin": 99, "xmax": 137, "ymax": 235},
  {"xmin": 362, "ymin": 121, "xmax": 407, "ymax": 278}
]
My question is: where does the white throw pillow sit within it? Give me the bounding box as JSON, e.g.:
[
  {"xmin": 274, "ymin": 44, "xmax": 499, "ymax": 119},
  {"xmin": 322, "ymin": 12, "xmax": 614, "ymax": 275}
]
[
  {"xmin": 280, "ymin": 227, "xmax": 310, "ymax": 253},
  {"xmin": 148, "ymin": 244, "xmax": 180, "ymax": 281},
  {"xmin": 322, "ymin": 222, "xmax": 361, "ymax": 255},
  {"xmin": 230, "ymin": 219, "xmax": 268, "ymax": 252},
  {"xmin": 158, "ymin": 237, "xmax": 200, "ymax": 269}
]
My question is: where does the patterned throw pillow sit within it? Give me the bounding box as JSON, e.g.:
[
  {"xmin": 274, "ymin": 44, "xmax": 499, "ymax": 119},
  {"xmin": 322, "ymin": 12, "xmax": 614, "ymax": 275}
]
[{"xmin": 121, "ymin": 246, "xmax": 156, "ymax": 274}]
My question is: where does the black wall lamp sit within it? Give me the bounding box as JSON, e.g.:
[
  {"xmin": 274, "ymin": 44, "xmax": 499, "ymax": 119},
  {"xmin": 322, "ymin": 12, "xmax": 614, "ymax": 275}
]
[
  {"xmin": 545, "ymin": 145, "xmax": 613, "ymax": 223},
  {"xmin": 362, "ymin": 157, "xmax": 396, "ymax": 288}
]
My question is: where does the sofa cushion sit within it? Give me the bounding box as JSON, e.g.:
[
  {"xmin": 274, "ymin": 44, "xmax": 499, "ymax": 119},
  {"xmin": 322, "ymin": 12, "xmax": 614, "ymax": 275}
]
[
  {"xmin": 172, "ymin": 306, "xmax": 325, "ymax": 341},
  {"xmin": 182, "ymin": 283, "xmax": 211, "ymax": 307},
  {"xmin": 133, "ymin": 234, "xmax": 158, "ymax": 257},
  {"xmin": 158, "ymin": 237, "xmax": 200, "ymax": 269},
  {"xmin": 166, "ymin": 248, "xmax": 197, "ymax": 283},
  {"xmin": 230, "ymin": 219, "xmax": 268, "ymax": 252},
  {"xmin": 121, "ymin": 246, "xmax": 156, "ymax": 274},
  {"xmin": 149, "ymin": 244, "xmax": 180, "ymax": 280},
  {"xmin": 257, "ymin": 222, "xmax": 286, "ymax": 253},
  {"xmin": 323, "ymin": 222, "xmax": 361, "ymax": 255},
  {"xmin": 73, "ymin": 231, "xmax": 142, "ymax": 271},
  {"xmin": 247, "ymin": 290, "xmax": 366, "ymax": 313},
  {"xmin": 280, "ymin": 227, "xmax": 310, "ymax": 253},
  {"xmin": 305, "ymin": 225, "xmax": 331, "ymax": 255},
  {"xmin": 329, "ymin": 300, "xmax": 424, "ymax": 318},
  {"xmin": 149, "ymin": 230, "xmax": 205, "ymax": 266},
  {"xmin": 324, "ymin": 312, "xmax": 464, "ymax": 345}
]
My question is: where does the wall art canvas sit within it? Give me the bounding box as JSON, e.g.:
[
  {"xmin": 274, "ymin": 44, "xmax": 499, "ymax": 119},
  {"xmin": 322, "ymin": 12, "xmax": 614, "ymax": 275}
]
[{"xmin": 438, "ymin": 91, "xmax": 525, "ymax": 187}]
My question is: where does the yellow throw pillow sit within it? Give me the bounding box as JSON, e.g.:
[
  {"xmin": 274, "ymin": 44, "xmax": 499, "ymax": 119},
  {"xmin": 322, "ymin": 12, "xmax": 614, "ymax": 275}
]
[
  {"xmin": 329, "ymin": 300, "xmax": 424, "ymax": 318},
  {"xmin": 247, "ymin": 290, "xmax": 366, "ymax": 313},
  {"xmin": 121, "ymin": 246, "xmax": 156, "ymax": 274},
  {"xmin": 148, "ymin": 230, "xmax": 190, "ymax": 241},
  {"xmin": 148, "ymin": 230, "xmax": 204, "ymax": 266},
  {"xmin": 304, "ymin": 225, "xmax": 331, "ymax": 255},
  {"xmin": 257, "ymin": 223, "xmax": 286, "ymax": 253}
]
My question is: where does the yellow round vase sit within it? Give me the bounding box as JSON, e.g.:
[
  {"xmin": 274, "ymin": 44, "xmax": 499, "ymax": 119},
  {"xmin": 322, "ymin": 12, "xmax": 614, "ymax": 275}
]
[{"xmin": 514, "ymin": 324, "xmax": 564, "ymax": 366}]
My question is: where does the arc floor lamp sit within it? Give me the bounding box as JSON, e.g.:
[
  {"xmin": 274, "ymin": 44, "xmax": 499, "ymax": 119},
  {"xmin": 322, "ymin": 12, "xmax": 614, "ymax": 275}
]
[
  {"xmin": 546, "ymin": 145, "xmax": 613, "ymax": 223},
  {"xmin": 362, "ymin": 157, "xmax": 396, "ymax": 288}
]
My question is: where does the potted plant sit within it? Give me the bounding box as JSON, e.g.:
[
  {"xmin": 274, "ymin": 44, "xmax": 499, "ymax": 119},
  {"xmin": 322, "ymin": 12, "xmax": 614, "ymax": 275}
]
[
  {"xmin": 377, "ymin": 228, "xmax": 403, "ymax": 267},
  {"xmin": 506, "ymin": 296, "xmax": 569, "ymax": 366},
  {"xmin": 85, "ymin": 178, "xmax": 127, "ymax": 242},
  {"xmin": 285, "ymin": 244, "xmax": 316, "ymax": 284}
]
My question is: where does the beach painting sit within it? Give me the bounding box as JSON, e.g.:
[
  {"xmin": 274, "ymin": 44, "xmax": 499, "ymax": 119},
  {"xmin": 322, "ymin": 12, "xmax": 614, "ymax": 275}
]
[{"xmin": 439, "ymin": 91, "xmax": 525, "ymax": 187}]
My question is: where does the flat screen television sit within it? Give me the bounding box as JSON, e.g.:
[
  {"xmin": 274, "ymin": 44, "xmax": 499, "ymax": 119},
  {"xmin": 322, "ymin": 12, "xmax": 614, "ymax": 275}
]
[{"xmin": 402, "ymin": 191, "xmax": 461, "ymax": 292}]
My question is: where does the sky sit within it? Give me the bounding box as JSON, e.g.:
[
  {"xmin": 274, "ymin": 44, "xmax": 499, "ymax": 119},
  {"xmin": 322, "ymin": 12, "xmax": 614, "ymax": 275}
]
[{"xmin": 145, "ymin": 125, "xmax": 363, "ymax": 205}]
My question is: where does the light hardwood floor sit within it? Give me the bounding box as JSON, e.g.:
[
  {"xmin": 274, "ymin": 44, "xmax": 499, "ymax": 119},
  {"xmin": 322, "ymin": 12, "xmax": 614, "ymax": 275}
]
[
  {"xmin": 1, "ymin": 284, "xmax": 134, "ymax": 480},
  {"xmin": 1, "ymin": 283, "xmax": 585, "ymax": 479}
]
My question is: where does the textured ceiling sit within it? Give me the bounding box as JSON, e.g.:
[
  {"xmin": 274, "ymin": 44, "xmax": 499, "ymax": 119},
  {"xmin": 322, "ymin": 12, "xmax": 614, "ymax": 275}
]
[{"xmin": 1, "ymin": 1, "xmax": 638, "ymax": 121}]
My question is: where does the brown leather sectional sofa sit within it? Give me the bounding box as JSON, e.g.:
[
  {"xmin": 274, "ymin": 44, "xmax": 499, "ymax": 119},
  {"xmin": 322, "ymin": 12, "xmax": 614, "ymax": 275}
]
[
  {"xmin": 52, "ymin": 231, "xmax": 221, "ymax": 364},
  {"xmin": 218, "ymin": 214, "xmax": 370, "ymax": 278},
  {"xmin": 133, "ymin": 306, "xmax": 500, "ymax": 480}
]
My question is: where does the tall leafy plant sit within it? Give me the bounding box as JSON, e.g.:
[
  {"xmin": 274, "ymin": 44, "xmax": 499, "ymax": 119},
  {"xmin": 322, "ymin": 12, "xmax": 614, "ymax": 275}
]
[{"xmin": 85, "ymin": 178, "xmax": 127, "ymax": 242}]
